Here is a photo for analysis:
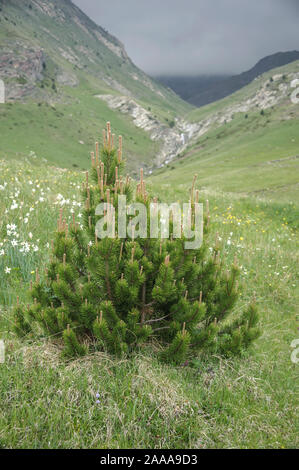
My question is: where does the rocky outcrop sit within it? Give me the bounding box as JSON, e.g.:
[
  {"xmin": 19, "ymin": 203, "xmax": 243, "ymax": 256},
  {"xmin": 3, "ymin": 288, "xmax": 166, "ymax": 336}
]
[
  {"xmin": 97, "ymin": 71, "xmax": 299, "ymax": 170},
  {"xmin": 192, "ymin": 71, "xmax": 299, "ymax": 132},
  {"xmin": 93, "ymin": 30, "xmax": 128, "ymax": 61},
  {"xmin": 160, "ymin": 51, "xmax": 299, "ymax": 107},
  {"xmin": 56, "ymin": 71, "xmax": 78, "ymax": 87},
  {"xmin": 0, "ymin": 41, "xmax": 45, "ymax": 100},
  {"xmin": 96, "ymin": 94, "xmax": 200, "ymax": 168}
]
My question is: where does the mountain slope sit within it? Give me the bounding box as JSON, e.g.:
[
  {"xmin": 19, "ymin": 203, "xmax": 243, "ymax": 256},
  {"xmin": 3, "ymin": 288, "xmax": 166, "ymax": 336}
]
[
  {"xmin": 149, "ymin": 60, "xmax": 299, "ymax": 205},
  {"xmin": 0, "ymin": 0, "xmax": 192, "ymax": 173},
  {"xmin": 157, "ymin": 51, "xmax": 299, "ymax": 107},
  {"xmin": 0, "ymin": 0, "xmax": 188, "ymax": 108}
]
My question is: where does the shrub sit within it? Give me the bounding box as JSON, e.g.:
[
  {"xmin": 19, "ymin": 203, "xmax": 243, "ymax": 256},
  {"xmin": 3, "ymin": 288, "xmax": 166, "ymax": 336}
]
[{"xmin": 13, "ymin": 123, "xmax": 260, "ymax": 363}]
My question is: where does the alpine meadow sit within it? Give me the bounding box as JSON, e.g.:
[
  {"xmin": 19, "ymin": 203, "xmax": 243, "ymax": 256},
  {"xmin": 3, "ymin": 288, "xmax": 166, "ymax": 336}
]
[{"xmin": 0, "ymin": 0, "xmax": 298, "ymax": 451}]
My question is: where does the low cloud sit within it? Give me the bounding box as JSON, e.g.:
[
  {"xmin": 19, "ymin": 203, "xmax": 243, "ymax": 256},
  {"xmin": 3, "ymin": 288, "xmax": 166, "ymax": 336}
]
[{"xmin": 73, "ymin": 0, "xmax": 299, "ymax": 75}]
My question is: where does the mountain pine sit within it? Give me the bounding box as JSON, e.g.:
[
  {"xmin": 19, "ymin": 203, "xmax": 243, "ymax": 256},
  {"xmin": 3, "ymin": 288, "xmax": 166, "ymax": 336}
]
[{"xmin": 13, "ymin": 122, "xmax": 260, "ymax": 363}]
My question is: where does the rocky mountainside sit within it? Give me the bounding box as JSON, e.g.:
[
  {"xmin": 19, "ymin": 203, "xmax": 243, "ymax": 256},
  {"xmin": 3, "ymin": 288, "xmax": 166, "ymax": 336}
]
[
  {"xmin": 0, "ymin": 0, "xmax": 192, "ymax": 172},
  {"xmin": 0, "ymin": 0, "xmax": 187, "ymax": 109},
  {"xmin": 157, "ymin": 51, "xmax": 299, "ymax": 107},
  {"xmin": 0, "ymin": 1, "xmax": 298, "ymax": 176},
  {"xmin": 99, "ymin": 61, "xmax": 299, "ymax": 170}
]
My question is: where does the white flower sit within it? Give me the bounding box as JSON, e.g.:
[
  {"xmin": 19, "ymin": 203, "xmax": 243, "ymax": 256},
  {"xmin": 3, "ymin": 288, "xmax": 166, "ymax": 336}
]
[
  {"xmin": 24, "ymin": 218, "xmax": 29, "ymax": 224},
  {"xmin": 5, "ymin": 267, "xmax": 11, "ymax": 274},
  {"xmin": 10, "ymin": 201, "xmax": 18, "ymax": 210},
  {"xmin": 11, "ymin": 239, "xmax": 18, "ymax": 247},
  {"xmin": 0, "ymin": 249, "xmax": 4, "ymax": 256},
  {"xmin": 28, "ymin": 232, "xmax": 33, "ymax": 239}
]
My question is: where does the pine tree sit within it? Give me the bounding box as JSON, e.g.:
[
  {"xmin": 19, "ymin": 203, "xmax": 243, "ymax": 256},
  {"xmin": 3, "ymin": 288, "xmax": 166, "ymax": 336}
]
[{"xmin": 13, "ymin": 122, "xmax": 260, "ymax": 363}]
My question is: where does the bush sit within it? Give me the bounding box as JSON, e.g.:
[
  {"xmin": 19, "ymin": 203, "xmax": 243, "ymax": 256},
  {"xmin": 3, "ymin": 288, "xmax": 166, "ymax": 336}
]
[{"xmin": 13, "ymin": 123, "xmax": 260, "ymax": 363}]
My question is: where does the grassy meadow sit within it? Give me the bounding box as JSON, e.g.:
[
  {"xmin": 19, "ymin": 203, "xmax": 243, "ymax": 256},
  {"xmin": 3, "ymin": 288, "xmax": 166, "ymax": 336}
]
[
  {"xmin": 0, "ymin": 143, "xmax": 298, "ymax": 448},
  {"xmin": 0, "ymin": 81, "xmax": 162, "ymax": 175},
  {"xmin": 0, "ymin": 0, "xmax": 298, "ymax": 452}
]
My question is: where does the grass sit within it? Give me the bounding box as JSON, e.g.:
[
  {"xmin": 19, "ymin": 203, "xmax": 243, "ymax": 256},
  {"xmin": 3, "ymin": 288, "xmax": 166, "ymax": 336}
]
[
  {"xmin": 0, "ymin": 81, "xmax": 161, "ymax": 175},
  {"xmin": 152, "ymin": 106, "xmax": 299, "ymax": 203},
  {"xmin": 0, "ymin": 151, "xmax": 298, "ymax": 448},
  {"xmin": 0, "ymin": 0, "xmax": 298, "ymax": 449},
  {"xmin": 0, "ymin": 346, "xmax": 297, "ymax": 449},
  {"xmin": 0, "ymin": 0, "xmax": 191, "ymax": 175}
]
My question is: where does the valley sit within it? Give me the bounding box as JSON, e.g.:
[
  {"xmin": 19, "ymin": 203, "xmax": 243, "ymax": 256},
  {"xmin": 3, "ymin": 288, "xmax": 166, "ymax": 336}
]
[{"xmin": 0, "ymin": 0, "xmax": 298, "ymax": 451}]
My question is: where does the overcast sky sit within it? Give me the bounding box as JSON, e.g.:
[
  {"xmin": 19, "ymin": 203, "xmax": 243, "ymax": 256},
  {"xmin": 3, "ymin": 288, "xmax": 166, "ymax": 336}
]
[{"xmin": 73, "ymin": 0, "xmax": 299, "ymax": 76}]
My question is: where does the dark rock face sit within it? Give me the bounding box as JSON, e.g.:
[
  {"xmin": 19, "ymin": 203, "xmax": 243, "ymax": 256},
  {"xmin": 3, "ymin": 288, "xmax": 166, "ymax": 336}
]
[
  {"xmin": 0, "ymin": 41, "xmax": 45, "ymax": 99},
  {"xmin": 0, "ymin": 0, "xmax": 176, "ymax": 106}
]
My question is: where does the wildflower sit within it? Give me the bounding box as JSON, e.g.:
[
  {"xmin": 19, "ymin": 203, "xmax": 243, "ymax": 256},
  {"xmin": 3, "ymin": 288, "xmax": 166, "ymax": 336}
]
[
  {"xmin": 28, "ymin": 232, "xmax": 33, "ymax": 239},
  {"xmin": 10, "ymin": 201, "xmax": 18, "ymax": 210},
  {"xmin": 5, "ymin": 267, "xmax": 11, "ymax": 274}
]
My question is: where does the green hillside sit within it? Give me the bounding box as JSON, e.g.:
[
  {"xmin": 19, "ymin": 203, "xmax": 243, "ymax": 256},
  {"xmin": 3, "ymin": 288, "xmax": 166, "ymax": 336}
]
[
  {"xmin": 150, "ymin": 61, "xmax": 299, "ymax": 205},
  {"xmin": 0, "ymin": 0, "xmax": 298, "ymax": 451},
  {"xmin": 0, "ymin": 151, "xmax": 297, "ymax": 448},
  {"xmin": 0, "ymin": 0, "xmax": 191, "ymax": 173}
]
